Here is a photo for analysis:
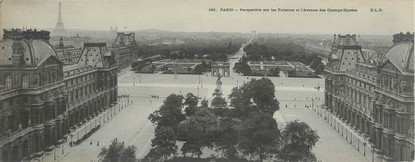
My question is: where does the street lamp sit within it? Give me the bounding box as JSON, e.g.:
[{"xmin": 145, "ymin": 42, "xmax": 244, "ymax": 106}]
[
  {"xmin": 54, "ymin": 145, "xmax": 56, "ymax": 161},
  {"xmin": 197, "ymin": 86, "xmax": 199, "ymax": 98}
]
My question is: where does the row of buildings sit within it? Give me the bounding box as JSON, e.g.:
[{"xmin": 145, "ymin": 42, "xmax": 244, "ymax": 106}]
[
  {"xmin": 54, "ymin": 31, "xmax": 137, "ymax": 72},
  {"xmin": 324, "ymin": 33, "xmax": 414, "ymax": 161},
  {"xmin": 0, "ymin": 29, "xmax": 119, "ymax": 161}
]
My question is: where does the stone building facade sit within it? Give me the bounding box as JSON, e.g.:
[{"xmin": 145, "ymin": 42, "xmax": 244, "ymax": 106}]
[
  {"xmin": 110, "ymin": 32, "xmax": 137, "ymax": 70},
  {"xmin": 211, "ymin": 62, "xmax": 230, "ymax": 77},
  {"xmin": 109, "ymin": 46, "xmax": 130, "ymax": 70},
  {"xmin": 325, "ymin": 33, "xmax": 414, "ymax": 161},
  {"xmin": 0, "ymin": 29, "xmax": 118, "ymax": 161}
]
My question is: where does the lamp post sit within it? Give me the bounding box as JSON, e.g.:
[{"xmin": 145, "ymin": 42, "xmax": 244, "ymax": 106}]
[
  {"xmin": 197, "ymin": 86, "xmax": 200, "ymax": 98},
  {"xmin": 312, "ymin": 98, "xmax": 315, "ymax": 108},
  {"xmin": 54, "ymin": 145, "xmax": 56, "ymax": 161}
]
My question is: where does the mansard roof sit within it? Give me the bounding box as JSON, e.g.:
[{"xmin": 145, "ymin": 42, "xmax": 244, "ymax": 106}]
[{"xmin": 381, "ymin": 41, "xmax": 414, "ymax": 72}]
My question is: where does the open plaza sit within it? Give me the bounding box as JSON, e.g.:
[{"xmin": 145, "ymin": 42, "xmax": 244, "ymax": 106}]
[{"xmin": 46, "ymin": 68, "xmax": 368, "ymax": 162}]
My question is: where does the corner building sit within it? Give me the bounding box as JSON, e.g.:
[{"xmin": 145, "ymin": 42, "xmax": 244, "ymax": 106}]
[
  {"xmin": 109, "ymin": 32, "xmax": 137, "ymax": 71},
  {"xmin": 325, "ymin": 33, "xmax": 414, "ymax": 161},
  {"xmin": 0, "ymin": 29, "xmax": 118, "ymax": 161}
]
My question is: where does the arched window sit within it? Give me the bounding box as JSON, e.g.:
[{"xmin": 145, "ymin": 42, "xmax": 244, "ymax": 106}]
[
  {"xmin": 22, "ymin": 74, "xmax": 29, "ymax": 88},
  {"xmin": 5, "ymin": 75, "xmax": 12, "ymax": 89}
]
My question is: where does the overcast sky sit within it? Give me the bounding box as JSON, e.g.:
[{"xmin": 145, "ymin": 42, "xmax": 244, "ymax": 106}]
[{"xmin": 1, "ymin": 0, "xmax": 414, "ymax": 35}]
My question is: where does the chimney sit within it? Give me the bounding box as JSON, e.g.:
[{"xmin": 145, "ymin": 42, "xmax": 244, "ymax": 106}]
[
  {"xmin": 59, "ymin": 36, "xmax": 64, "ymax": 48},
  {"xmin": 392, "ymin": 32, "xmax": 414, "ymax": 45}
]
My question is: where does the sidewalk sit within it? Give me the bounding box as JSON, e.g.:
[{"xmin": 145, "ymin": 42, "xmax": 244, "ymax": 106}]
[
  {"xmin": 311, "ymin": 106, "xmax": 382, "ymax": 162},
  {"xmin": 31, "ymin": 98, "xmax": 132, "ymax": 162}
]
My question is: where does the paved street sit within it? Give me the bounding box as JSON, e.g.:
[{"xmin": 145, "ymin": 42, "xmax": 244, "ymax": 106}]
[
  {"xmin": 274, "ymin": 108, "xmax": 368, "ymax": 162},
  {"xmin": 59, "ymin": 97, "xmax": 162, "ymax": 162},
  {"xmin": 57, "ymin": 68, "xmax": 367, "ymax": 162}
]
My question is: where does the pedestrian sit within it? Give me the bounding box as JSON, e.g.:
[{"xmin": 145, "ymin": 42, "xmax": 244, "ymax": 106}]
[
  {"xmin": 90, "ymin": 139, "xmax": 93, "ymax": 145},
  {"xmin": 150, "ymin": 99, "xmax": 152, "ymax": 103},
  {"xmin": 97, "ymin": 141, "xmax": 99, "ymax": 146}
]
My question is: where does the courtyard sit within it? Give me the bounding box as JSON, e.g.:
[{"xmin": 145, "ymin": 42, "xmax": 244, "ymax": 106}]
[{"xmin": 55, "ymin": 69, "xmax": 367, "ymax": 162}]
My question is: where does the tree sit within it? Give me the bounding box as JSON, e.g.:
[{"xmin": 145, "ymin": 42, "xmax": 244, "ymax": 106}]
[
  {"xmin": 144, "ymin": 126, "xmax": 178, "ymax": 162},
  {"xmin": 212, "ymin": 88, "xmax": 223, "ymax": 97},
  {"xmin": 178, "ymin": 109, "xmax": 218, "ymax": 158},
  {"xmin": 98, "ymin": 138, "xmax": 137, "ymax": 162},
  {"xmin": 238, "ymin": 112, "xmax": 280, "ymax": 162},
  {"xmin": 309, "ymin": 55, "xmax": 322, "ymax": 70},
  {"xmin": 162, "ymin": 49, "xmax": 171, "ymax": 59},
  {"xmin": 193, "ymin": 64, "xmax": 204, "ymax": 74},
  {"xmin": 212, "ymin": 54, "xmax": 228, "ymax": 62},
  {"xmin": 229, "ymin": 78, "xmax": 279, "ymax": 117},
  {"xmin": 211, "ymin": 96, "xmax": 227, "ymax": 109},
  {"xmin": 151, "ymin": 64, "xmax": 157, "ymax": 73},
  {"xmin": 233, "ymin": 58, "xmax": 252, "ymax": 76},
  {"xmin": 215, "ymin": 117, "xmax": 239, "ymax": 160},
  {"xmin": 269, "ymin": 67, "xmax": 280, "ymax": 77},
  {"xmin": 148, "ymin": 94, "xmax": 186, "ymax": 130},
  {"xmin": 249, "ymin": 78, "xmax": 279, "ymax": 114},
  {"xmin": 212, "ymin": 88, "xmax": 227, "ymax": 108},
  {"xmin": 315, "ymin": 63, "xmax": 325, "ymax": 75},
  {"xmin": 184, "ymin": 93, "xmax": 198, "ymax": 116},
  {"xmin": 278, "ymin": 120, "xmax": 320, "ymax": 162},
  {"xmin": 288, "ymin": 69, "xmax": 296, "ymax": 77},
  {"xmin": 200, "ymin": 99, "xmax": 209, "ymax": 108}
]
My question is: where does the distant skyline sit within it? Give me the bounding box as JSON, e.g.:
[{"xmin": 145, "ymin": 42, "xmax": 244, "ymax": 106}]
[{"xmin": 0, "ymin": 0, "xmax": 414, "ymax": 35}]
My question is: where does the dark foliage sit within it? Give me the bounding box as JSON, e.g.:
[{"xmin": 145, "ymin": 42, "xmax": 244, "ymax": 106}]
[
  {"xmin": 278, "ymin": 120, "xmax": 319, "ymax": 162},
  {"xmin": 98, "ymin": 138, "xmax": 138, "ymax": 162}
]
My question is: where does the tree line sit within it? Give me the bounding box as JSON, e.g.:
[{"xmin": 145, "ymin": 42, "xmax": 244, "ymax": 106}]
[
  {"xmin": 242, "ymin": 37, "xmax": 325, "ymax": 75},
  {"xmin": 139, "ymin": 78, "xmax": 320, "ymax": 162}
]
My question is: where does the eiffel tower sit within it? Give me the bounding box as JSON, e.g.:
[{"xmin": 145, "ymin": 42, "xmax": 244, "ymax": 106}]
[{"xmin": 53, "ymin": 2, "xmax": 66, "ymax": 36}]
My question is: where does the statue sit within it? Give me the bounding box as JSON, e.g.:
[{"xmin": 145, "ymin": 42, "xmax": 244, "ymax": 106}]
[
  {"xmin": 216, "ymin": 75, "xmax": 222, "ymax": 91},
  {"xmin": 397, "ymin": 105, "xmax": 406, "ymax": 112},
  {"xmin": 400, "ymin": 80, "xmax": 408, "ymax": 93}
]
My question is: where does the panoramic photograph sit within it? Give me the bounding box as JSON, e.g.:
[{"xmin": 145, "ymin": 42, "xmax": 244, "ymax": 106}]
[{"xmin": 0, "ymin": 0, "xmax": 414, "ymax": 161}]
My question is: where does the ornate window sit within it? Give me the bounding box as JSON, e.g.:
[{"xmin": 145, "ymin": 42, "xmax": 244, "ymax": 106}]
[
  {"xmin": 22, "ymin": 75, "xmax": 30, "ymax": 89},
  {"xmin": 5, "ymin": 75, "xmax": 12, "ymax": 89}
]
